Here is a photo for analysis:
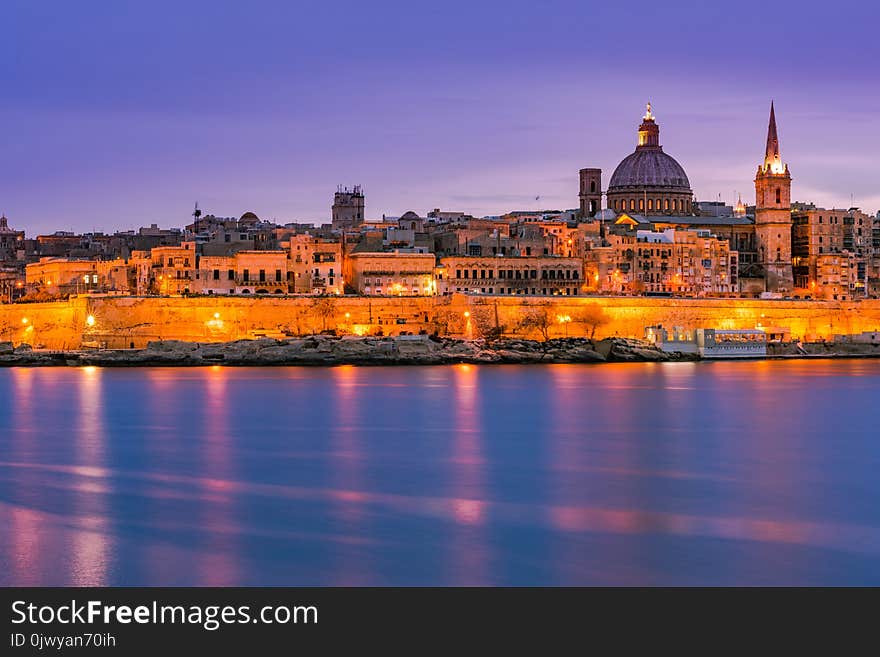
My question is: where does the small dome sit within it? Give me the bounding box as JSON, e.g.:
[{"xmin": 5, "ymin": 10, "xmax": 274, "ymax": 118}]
[
  {"xmin": 239, "ymin": 211, "xmax": 260, "ymax": 223},
  {"xmin": 399, "ymin": 211, "xmax": 420, "ymax": 220},
  {"xmin": 594, "ymin": 208, "xmax": 618, "ymax": 221}
]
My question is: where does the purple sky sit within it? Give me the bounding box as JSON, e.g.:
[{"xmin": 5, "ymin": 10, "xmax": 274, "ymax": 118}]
[{"xmin": 1, "ymin": 0, "xmax": 878, "ymax": 235}]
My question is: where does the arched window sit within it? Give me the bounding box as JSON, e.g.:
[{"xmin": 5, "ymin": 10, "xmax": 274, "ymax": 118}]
[
  {"xmin": 656, "ymin": 199, "xmax": 661, "ymax": 213},
  {"xmin": 590, "ymin": 181, "xmax": 596, "ymax": 193},
  {"xmin": 775, "ymin": 187, "xmax": 781, "ymax": 204},
  {"xmin": 664, "ymin": 199, "xmax": 670, "ymax": 211},
  {"xmin": 639, "ymin": 199, "xmax": 644, "ymax": 211},
  {"xmin": 647, "ymin": 199, "xmax": 653, "ymax": 211},
  {"xmin": 630, "ymin": 199, "xmax": 635, "ymax": 211}
]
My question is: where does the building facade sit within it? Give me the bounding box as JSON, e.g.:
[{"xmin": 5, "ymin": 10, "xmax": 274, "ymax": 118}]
[
  {"xmin": 346, "ymin": 252, "xmax": 436, "ymax": 296},
  {"xmin": 438, "ymin": 256, "xmax": 583, "ymax": 296}
]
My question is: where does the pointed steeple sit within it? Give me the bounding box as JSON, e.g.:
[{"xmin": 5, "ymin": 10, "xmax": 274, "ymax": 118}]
[{"xmin": 765, "ymin": 101, "xmax": 779, "ymax": 161}]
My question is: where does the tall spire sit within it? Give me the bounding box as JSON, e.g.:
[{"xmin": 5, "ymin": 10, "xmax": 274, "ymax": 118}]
[
  {"xmin": 762, "ymin": 101, "xmax": 785, "ymax": 174},
  {"xmin": 765, "ymin": 102, "xmax": 780, "ymax": 163}
]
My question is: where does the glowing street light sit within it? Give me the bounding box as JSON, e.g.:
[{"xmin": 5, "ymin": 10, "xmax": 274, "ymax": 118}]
[
  {"xmin": 463, "ymin": 311, "xmax": 470, "ymax": 318},
  {"xmin": 21, "ymin": 317, "xmax": 28, "ymax": 325},
  {"xmin": 86, "ymin": 315, "xmax": 96, "ymax": 327}
]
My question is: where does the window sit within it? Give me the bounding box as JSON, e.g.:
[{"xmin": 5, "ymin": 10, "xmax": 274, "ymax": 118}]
[
  {"xmin": 228, "ymin": 269, "xmax": 234, "ymax": 280},
  {"xmin": 590, "ymin": 181, "xmax": 596, "ymax": 193},
  {"xmin": 243, "ymin": 269, "xmax": 249, "ymax": 282},
  {"xmin": 775, "ymin": 188, "xmax": 781, "ymax": 204},
  {"xmin": 259, "ymin": 270, "xmax": 266, "ymax": 282},
  {"xmin": 213, "ymin": 269, "xmax": 220, "ymax": 280},
  {"xmin": 275, "ymin": 269, "xmax": 282, "ymax": 282}
]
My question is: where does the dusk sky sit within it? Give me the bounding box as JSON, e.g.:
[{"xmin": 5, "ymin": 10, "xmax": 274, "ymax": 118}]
[{"xmin": 1, "ymin": 0, "xmax": 878, "ymax": 235}]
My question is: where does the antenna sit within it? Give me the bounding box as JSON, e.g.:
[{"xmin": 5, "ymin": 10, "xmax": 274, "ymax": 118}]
[{"xmin": 193, "ymin": 202, "xmax": 201, "ymax": 220}]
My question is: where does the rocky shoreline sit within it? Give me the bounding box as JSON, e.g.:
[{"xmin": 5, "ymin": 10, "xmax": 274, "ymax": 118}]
[
  {"xmin": 0, "ymin": 335, "xmax": 699, "ymax": 367},
  {"xmin": 2, "ymin": 335, "xmax": 879, "ymax": 367}
]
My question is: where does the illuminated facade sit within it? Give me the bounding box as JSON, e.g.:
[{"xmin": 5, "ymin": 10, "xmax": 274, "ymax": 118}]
[
  {"xmin": 346, "ymin": 252, "xmax": 436, "ymax": 296},
  {"xmin": 632, "ymin": 229, "xmax": 738, "ymax": 296},
  {"xmin": 25, "ymin": 258, "xmax": 98, "ymax": 295},
  {"xmin": 754, "ymin": 102, "xmax": 794, "ymax": 292},
  {"xmin": 792, "ymin": 206, "xmax": 873, "ymax": 298},
  {"xmin": 286, "ymin": 234, "xmax": 343, "ymax": 294},
  {"xmin": 194, "ymin": 251, "xmax": 289, "ymax": 295},
  {"xmin": 149, "ymin": 244, "xmax": 197, "ymax": 295},
  {"xmin": 438, "ymin": 256, "xmax": 583, "ymax": 296}
]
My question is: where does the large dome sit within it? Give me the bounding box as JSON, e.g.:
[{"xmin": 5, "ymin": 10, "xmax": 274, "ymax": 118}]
[
  {"xmin": 604, "ymin": 105, "xmax": 694, "ymax": 215},
  {"xmin": 608, "ymin": 149, "xmax": 691, "ymax": 191}
]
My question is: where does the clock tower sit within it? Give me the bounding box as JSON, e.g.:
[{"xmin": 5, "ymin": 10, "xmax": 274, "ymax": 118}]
[{"xmin": 754, "ymin": 102, "xmax": 793, "ymax": 292}]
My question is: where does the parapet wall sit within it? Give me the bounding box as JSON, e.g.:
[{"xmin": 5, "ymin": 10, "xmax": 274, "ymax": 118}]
[{"xmin": 2, "ymin": 294, "xmax": 880, "ymax": 350}]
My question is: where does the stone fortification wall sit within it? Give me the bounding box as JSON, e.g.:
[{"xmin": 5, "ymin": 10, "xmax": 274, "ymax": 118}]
[{"xmin": 2, "ymin": 294, "xmax": 880, "ymax": 350}]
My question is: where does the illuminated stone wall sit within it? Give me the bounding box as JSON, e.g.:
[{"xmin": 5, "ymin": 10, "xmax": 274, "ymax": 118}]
[
  {"xmin": 2, "ymin": 294, "xmax": 880, "ymax": 350},
  {"xmin": 0, "ymin": 298, "xmax": 88, "ymax": 350}
]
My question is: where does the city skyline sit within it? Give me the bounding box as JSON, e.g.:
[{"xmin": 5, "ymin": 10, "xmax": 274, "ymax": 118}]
[{"xmin": 2, "ymin": 0, "xmax": 878, "ymax": 235}]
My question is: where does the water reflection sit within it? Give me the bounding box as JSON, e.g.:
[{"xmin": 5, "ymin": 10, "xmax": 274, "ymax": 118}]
[
  {"xmin": 69, "ymin": 366, "xmax": 112, "ymax": 585},
  {"xmin": 328, "ymin": 365, "xmax": 371, "ymax": 585},
  {"xmin": 0, "ymin": 360, "xmax": 878, "ymax": 586},
  {"xmin": 449, "ymin": 364, "xmax": 490, "ymax": 585},
  {"xmin": 196, "ymin": 365, "xmax": 240, "ymax": 586}
]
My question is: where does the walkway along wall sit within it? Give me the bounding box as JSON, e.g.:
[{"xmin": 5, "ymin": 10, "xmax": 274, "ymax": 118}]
[{"xmin": 2, "ymin": 294, "xmax": 880, "ymax": 350}]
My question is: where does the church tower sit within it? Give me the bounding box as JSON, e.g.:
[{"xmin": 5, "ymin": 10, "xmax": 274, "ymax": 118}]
[
  {"xmin": 754, "ymin": 102, "xmax": 793, "ymax": 292},
  {"xmin": 578, "ymin": 168, "xmax": 602, "ymax": 218}
]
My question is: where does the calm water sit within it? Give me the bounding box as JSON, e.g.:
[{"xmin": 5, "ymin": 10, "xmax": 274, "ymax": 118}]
[{"xmin": 1, "ymin": 361, "xmax": 879, "ymax": 586}]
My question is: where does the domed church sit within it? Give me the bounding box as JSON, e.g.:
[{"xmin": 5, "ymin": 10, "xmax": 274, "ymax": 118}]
[{"xmin": 579, "ymin": 104, "xmax": 695, "ymax": 217}]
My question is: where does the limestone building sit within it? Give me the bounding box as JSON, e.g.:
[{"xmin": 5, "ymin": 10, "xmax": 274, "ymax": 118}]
[
  {"xmin": 331, "ymin": 185, "xmax": 365, "ymax": 231},
  {"xmin": 438, "ymin": 256, "xmax": 583, "ymax": 296},
  {"xmin": 345, "ymin": 252, "xmax": 436, "ymax": 296}
]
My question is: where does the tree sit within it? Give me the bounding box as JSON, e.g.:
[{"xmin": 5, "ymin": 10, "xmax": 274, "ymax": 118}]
[
  {"xmin": 517, "ymin": 303, "xmax": 554, "ymax": 341},
  {"xmin": 469, "ymin": 303, "xmax": 505, "ymax": 340},
  {"xmin": 573, "ymin": 304, "xmax": 609, "ymax": 339},
  {"xmin": 310, "ymin": 297, "xmax": 337, "ymax": 332}
]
